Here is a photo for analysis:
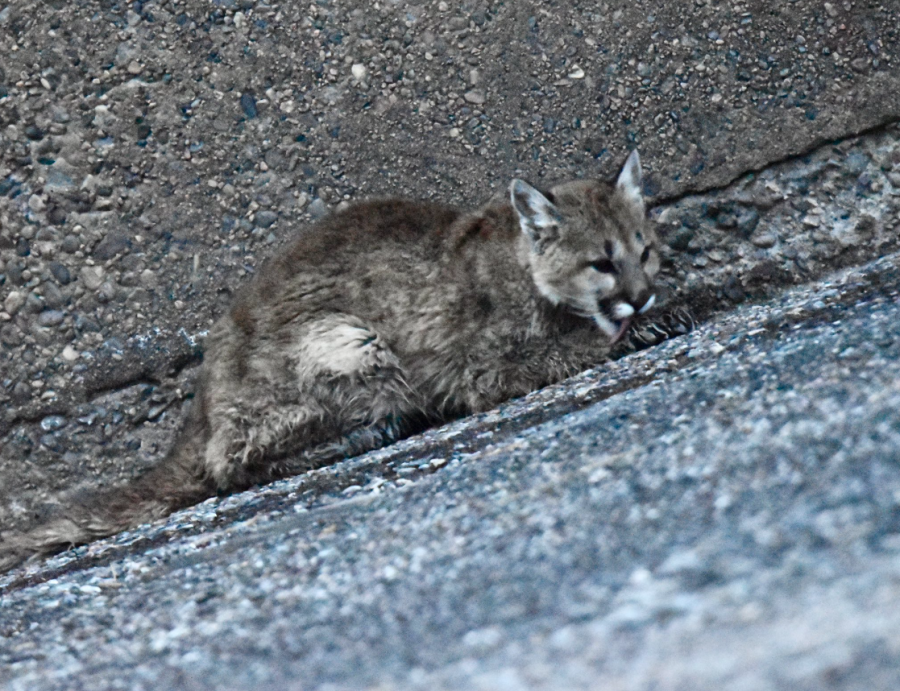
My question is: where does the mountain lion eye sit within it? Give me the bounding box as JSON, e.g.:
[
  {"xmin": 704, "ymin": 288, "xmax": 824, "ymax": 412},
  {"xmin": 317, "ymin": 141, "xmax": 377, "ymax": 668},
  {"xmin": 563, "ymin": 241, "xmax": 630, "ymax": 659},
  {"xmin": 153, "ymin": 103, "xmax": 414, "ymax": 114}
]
[
  {"xmin": 591, "ymin": 259, "xmax": 616, "ymax": 274},
  {"xmin": 640, "ymin": 247, "xmax": 652, "ymax": 263}
]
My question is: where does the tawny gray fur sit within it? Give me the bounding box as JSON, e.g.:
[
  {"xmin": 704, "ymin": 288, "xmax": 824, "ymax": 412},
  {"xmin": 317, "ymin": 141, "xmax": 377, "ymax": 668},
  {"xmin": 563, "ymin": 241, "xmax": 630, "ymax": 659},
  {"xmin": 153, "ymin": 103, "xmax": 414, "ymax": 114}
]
[{"xmin": 0, "ymin": 152, "xmax": 659, "ymax": 572}]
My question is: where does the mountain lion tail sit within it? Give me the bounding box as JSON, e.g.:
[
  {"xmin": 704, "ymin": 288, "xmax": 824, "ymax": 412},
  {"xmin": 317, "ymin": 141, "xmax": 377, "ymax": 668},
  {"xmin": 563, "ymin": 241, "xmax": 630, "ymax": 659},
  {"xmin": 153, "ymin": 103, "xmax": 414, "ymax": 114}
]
[{"xmin": 0, "ymin": 447, "xmax": 216, "ymax": 575}]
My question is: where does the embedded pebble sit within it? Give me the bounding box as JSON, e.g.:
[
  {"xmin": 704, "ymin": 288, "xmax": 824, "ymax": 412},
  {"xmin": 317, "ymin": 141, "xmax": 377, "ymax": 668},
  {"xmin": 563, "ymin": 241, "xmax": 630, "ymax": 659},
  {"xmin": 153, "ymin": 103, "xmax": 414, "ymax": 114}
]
[
  {"xmin": 4, "ymin": 291, "xmax": 25, "ymax": 315},
  {"xmin": 139, "ymin": 269, "xmax": 157, "ymax": 287},
  {"xmin": 6, "ymin": 263, "xmax": 27, "ymax": 285},
  {"xmin": 463, "ymin": 90, "xmax": 486, "ymax": 105},
  {"xmin": 97, "ymin": 281, "xmax": 117, "ymax": 303},
  {"xmin": 38, "ymin": 310, "xmax": 66, "ymax": 327},
  {"xmin": 50, "ymin": 262, "xmax": 72, "ymax": 285},
  {"xmin": 80, "ymin": 266, "xmax": 105, "ymax": 290},
  {"xmin": 240, "ymin": 92, "xmax": 258, "ymax": 119},
  {"xmin": 42, "ymin": 282, "xmax": 66, "ymax": 309},
  {"xmin": 25, "ymin": 293, "xmax": 45, "ymax": 313},
  {"xmin": 750, "ymin": 232, "xmax": 777, "ymax": 249},
  {"xmin": 308, "ymin": 198, "xmax": 328, "ymax": 219},
  {"xmin": 40, "ymin": 415, "xmax": 68, "ymax": 431},
  {"xmin": 28, "ymin": 195, "xmax": 46, "ymax": 212},
  {"xmin": 254, "ymin": 210, "xmax": 278, "ymax": 229},
  {"xmin": 93, "ymin": 232, "xmax": 131, "ymax": 260},
  {"xmin": 0, "ymin": 324, "xmax": 22, "ymax": 346},
  {"xmin": 61, "ymin": 235, "xmax": 81, "ymax": 253}
]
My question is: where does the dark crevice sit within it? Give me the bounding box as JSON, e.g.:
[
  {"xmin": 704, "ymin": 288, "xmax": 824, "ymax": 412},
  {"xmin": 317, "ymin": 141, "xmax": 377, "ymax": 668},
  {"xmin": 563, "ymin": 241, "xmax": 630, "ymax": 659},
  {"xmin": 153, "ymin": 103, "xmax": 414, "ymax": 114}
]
[
  {"xmin": 0, "ymin": 351, "xmax": 202, "ymax": 438},
  {"xmin": 650, "ymin": 115, "xmax": 900, "ymax": 208}
]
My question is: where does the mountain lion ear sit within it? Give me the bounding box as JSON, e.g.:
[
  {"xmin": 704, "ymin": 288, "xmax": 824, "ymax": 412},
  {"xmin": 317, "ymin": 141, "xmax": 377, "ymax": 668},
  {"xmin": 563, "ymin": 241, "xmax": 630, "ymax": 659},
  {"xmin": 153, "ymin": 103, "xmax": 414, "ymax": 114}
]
[
  {"xmin": 615, "ymin": 150, "xmax": 644, "ymax": 211},
  {"xmin": 510, "ymin": 179, "xmax": 560, "ymax": 249}
]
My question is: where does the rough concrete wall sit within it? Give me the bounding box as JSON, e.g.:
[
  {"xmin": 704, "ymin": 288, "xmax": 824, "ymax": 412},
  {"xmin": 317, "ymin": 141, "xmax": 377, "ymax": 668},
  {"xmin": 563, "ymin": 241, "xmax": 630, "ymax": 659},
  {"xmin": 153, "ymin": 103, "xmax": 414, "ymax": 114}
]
[
  {"xmin": 1, "ymin": 0, "xmax": 900, "ymax": 688},
  {"xmin": 2, "ymin": 0, "xmax": 898, "ymax": 533}
]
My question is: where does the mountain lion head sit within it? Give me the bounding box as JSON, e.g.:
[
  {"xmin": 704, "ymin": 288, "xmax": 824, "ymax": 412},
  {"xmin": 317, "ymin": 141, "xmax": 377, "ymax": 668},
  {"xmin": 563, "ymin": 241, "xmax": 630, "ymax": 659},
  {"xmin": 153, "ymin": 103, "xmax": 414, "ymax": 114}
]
[{"xmin": 511, "ymin": 151, "xmax": 659, "ymax": 341}]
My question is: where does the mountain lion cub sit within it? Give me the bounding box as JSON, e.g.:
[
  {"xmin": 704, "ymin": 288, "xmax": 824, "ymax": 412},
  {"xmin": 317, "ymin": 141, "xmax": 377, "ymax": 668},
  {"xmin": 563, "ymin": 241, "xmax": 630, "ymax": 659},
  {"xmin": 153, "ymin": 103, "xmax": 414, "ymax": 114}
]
[{"xmin": 1, "ymin": 151, "xmax": 659, "ymax": 571}]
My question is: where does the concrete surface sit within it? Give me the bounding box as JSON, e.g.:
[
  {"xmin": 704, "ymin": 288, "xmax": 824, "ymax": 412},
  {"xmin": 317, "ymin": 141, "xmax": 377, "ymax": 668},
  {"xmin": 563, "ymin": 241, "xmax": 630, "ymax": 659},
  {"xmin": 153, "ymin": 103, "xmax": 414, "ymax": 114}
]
[
  {"xmin": 3, "ymin": 252, "xmax": 900, "ymax": 690},
  {"xmin": 2, "ymin": 0, "xmax": 900, "ymax": 689}
]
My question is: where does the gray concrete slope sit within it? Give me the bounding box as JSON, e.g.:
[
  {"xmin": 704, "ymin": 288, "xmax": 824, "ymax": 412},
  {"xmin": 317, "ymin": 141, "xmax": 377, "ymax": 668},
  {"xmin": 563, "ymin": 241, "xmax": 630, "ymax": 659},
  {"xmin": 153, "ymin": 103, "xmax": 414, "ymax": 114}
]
[
  {"xmin": 3, "ymin": 1, "xmax": 900, "ymax": 688},
  {"xmin": 2, "ymin": 0, "xmax": 900, "ymax": 531},
  {"xmin": 3, "ymin": 253, "xmax": 900, "ymax": 690}
]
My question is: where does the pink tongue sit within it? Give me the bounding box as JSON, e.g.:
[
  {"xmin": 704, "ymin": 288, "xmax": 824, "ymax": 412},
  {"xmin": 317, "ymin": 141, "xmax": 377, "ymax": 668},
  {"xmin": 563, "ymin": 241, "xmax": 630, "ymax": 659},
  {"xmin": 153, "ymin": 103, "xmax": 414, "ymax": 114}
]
[{"xmin": 611, "ymin": 318, "xmax": 631, "ymax": 343}]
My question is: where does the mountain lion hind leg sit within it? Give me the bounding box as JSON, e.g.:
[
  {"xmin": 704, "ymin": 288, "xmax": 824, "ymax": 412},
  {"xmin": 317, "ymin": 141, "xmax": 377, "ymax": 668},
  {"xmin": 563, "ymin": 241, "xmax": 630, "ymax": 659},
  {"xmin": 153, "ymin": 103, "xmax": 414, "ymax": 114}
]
[
  {"xmin": 202, "ymin": 313, "xmax": 427, "ymax": 491},
  {"xmin": 0, "ymin": 314, "xmax": 422, "ymax": 572}
]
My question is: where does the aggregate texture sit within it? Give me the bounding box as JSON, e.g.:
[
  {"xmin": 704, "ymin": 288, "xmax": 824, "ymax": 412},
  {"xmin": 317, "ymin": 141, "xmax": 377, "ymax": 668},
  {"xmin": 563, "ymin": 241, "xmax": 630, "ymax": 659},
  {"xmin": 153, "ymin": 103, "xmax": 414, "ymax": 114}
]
[
  {"xmin": 2, "ymin": 0, "xmax": 900, "ymax": 688},
  {"xmin": 2, "ymin": 251, "xmax": 900, "ymax": 691},
  {"xmin": 4, "ymin": 116, "xmax": 900, "ymax": 534},
  {"xmin": 1, "ymin": 0, "xmax": 900, "ymax": 529}
]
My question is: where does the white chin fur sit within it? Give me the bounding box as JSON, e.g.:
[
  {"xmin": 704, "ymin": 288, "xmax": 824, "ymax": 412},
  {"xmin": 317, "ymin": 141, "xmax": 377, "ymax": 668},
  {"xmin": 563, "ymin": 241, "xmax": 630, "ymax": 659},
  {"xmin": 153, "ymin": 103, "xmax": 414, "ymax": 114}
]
[{"xmin": 613, "ymin": 302, "xmax": 635, "ymax": 319}]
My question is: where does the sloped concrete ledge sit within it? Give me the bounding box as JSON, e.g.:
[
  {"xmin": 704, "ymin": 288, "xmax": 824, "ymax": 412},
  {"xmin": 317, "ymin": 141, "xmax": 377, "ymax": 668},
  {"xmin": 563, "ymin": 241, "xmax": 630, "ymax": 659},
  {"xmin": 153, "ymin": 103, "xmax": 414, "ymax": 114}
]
[{"xmin": 3, "ymin": 252, "xmax": 900, "ymax": 690}]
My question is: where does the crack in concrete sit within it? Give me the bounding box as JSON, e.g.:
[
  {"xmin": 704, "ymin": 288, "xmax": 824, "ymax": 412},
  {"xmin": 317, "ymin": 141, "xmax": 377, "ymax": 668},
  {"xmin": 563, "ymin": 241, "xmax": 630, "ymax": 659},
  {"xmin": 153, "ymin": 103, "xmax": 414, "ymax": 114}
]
[{"xmin": 651, "ymin": 115, "xmax": 900, "ymax": 207}]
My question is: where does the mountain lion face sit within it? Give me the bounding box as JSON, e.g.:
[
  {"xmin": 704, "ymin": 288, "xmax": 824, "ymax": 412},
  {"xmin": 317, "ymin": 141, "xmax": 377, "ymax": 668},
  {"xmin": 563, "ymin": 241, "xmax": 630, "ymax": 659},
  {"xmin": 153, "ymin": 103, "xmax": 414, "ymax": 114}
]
[{"xmin": 511, "ymin": 151, "xmax": 659, "ymax": 341}]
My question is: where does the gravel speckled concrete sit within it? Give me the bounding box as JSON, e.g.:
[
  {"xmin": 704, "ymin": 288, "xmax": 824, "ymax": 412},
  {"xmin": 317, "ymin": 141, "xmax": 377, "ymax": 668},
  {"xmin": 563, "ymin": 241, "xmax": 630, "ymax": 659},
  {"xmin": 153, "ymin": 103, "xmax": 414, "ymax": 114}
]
[
  {"xmin": 2, "ymin": 0, "xmax": 900, "ymax": 530},
  {"xmin": 3, "ymin": 1, "xmax": 900, "ymax": 688},
  {"xmin": 3, "ymin": 253, "xmax": 900, "ymax": 690}
]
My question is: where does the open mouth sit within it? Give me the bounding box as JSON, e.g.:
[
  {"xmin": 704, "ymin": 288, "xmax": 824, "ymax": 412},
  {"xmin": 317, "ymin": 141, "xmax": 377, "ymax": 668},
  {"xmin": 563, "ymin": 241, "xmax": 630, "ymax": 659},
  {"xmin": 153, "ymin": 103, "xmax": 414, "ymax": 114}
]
[
  {"xmin": 591, "ymin": 310, "xmax": 633, "ymax": 343},
  {"xmin": 610, "ymin": 317, "xmax": 632, "ymax": 343},
  {"xmin": 593, "ymin": 300, "xmax": 635, "ymax": 343},
  {"xmin": 593, "ymin": 294, "xmax": 656, "ymax": 343}
]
